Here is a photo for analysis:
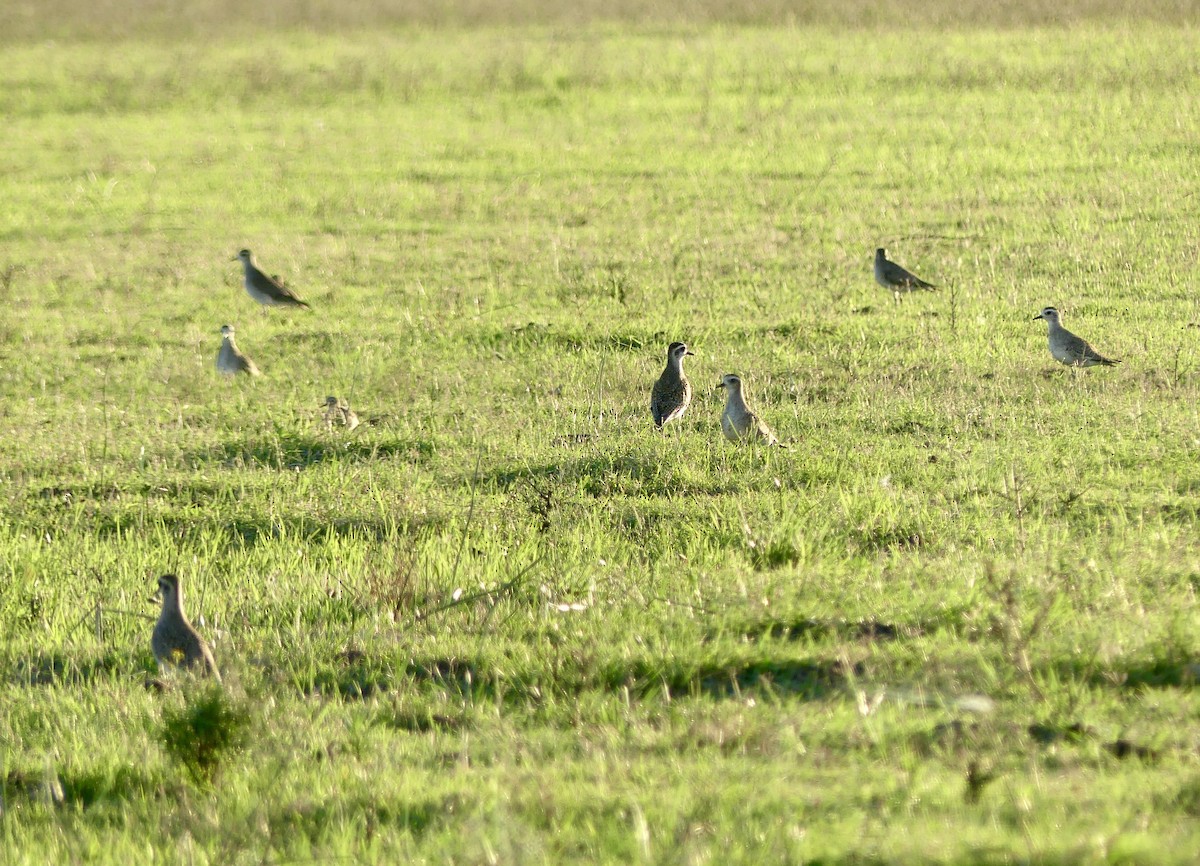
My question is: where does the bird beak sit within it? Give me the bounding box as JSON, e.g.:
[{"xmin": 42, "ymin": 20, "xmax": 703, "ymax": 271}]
[
  {"xmin": 1032, "ymin": 314, "xmax": 1042, "ymax": 321},
  {"xmin": 714, "ymin": 382, "xmax": 726, "ymax": 390},
  {"xmin": 685, "ymin": 351, "xmax": 696, "ymax": 356}
]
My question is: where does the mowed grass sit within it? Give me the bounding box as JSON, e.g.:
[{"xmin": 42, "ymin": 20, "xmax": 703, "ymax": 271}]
[{"xmin": 2, "ymin": 5, "xmax": 1200, "ymax": 863}]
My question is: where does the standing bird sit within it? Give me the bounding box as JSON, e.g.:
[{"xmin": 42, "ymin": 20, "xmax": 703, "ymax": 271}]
[
  {"xmin": 233, "ymin": 249, "xmax": 311, "ymax": 309},
  {"xmin": 151, "ymin": 574, "xmax": 221, "ymax": 681},
  {"xmin": 875, "ymin": 248, "xmax": 937, "ymax": 299},
  {"xmin": 1033, "ymin": 307, "xmax": 1120, "ymax": 368},
  {"xmin": 716, "ymin": 374, "xmax": 783, "ymax": 446},
  {"xmin": 650, "ymin": 341, "xmax": 695, "ymax": 429},
  {"xmin": 216, "ymin": 324, "xmax": 261, "ymax": 377},
  {"xmin": 322, "ymin": 395, "xmax": 360, "ymax": 431}
]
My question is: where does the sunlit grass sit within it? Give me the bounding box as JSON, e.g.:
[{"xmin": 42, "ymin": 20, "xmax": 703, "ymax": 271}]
[{"xmin": 1, "ymin": 6, "xmax": 1198, "ymax": 864}]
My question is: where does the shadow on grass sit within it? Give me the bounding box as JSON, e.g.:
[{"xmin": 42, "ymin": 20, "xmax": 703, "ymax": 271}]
[
  {"xmin": 382, "ymin": 707, "xmax": 473, "ymax": 734},
  {"xmin": 852, "ymin": 522, "xmax": 927, "ymax": 553},
  {"xmin": 78, "ymin": 511, "xmax": 440, "ymax": 546},
  {"xmin": 308, "ymin": 655, "xmax": 490, "ymax": 701},
  {"xmin": 34, "ymin": 482, "xmax": 123, "ymax": 506},
  {"xmin": 304, "ymin": 641, "xmax": 1196, "ymax": 707},
  {"xmin": 186, "ymin": 514, "xmax": 412, "ymax": 546},
  {"xmin": 7, "ymin": 651, "xmax": 135, "ymax": 686},
  {"xmin": 33, "ymin": 480, "xmax": 233, "ymax": 511},
  {"xmin": 1051, "ymin": 655, "xmax": 1200, "ymax": 690},
  {"xmin": 601, "ymin": 657, "xmax": 856, "ymax": 700},
  {"xmin": 480, "ymin": 321, "xmax": 661, "ymax": 354},
  {"xmin": 270, "ymin": 793, "xmax": 464, "ymax": 843},
  {"xmin": 194, "ymin": 431, "xmax": 433, "ymax": 470},
  {"xmin": 306, "ymin": 652, "xmax": 854, "ymax": 703},
  {"xmin": 482, "ymin": 453, "xmax": 736, "ymax": 498},
  {"xmin": 712, "ymin": 616, "xmax": 926, "ymax": 644},
  {"xmin": 4, "ymin": 764, "xmax": 169, "ymax": 810}
]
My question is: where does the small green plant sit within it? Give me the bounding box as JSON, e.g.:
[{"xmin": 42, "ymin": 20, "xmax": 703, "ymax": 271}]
[
  {"xmin": 979, "ymin": 563, "xmax": 1058, "ymax": 698},
  {"xmin": 362, "ymin": 545, "xmax": 421, "ymax": 622},
  {"xmin": 158, "ymin": 685, "xmax": 250, "ymax": 785}
]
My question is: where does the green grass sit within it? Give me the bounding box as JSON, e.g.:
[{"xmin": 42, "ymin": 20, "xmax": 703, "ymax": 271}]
[{"xmin": 2, "ymin": 4, "xmax": 1200, "ymax": 863}]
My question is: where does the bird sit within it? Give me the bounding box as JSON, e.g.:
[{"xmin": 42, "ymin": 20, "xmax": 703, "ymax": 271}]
[
  {"xmin": 650, "ymin": 341, "xmax": 695, "ymax": 429},
  {"xmin": 874, "ymin": 248, "xmax": 936, "ymax": 299},
  {"xmin": 151, "ymin": 574, "xmax": 221, "ymax": 681},
  {"xmin": 233, "ymin": 249, "xmax": 311, "ymax": 309},
  {"xmin": 1034, "ymin": 307, "xmax": 1120, "ymax": 368},
  {"xmin": 716, "ymin": 374, "xmax": 784, "ymax": 446},
  {"xmin": 216, "ymin": 324, "xmax": 261, "ymax": 376},
  {"xmin": 322, "ymin": 396, "xmax": 360, "ymax": 431}
]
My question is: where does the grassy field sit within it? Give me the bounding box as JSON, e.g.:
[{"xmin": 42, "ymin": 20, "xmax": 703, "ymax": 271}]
[{"xmin": 2, "ymin": 3, "xmax": 1199, "ymax": 863}]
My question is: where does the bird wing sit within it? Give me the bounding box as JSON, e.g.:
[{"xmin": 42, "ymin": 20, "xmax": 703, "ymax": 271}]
[
  {"xmin": 650, "ymin": 377, "xmax": 676, "ymax": 426},
  {"xmin": 752, "ymin": 413, "xmax": 780, "ymax": 446},
  {"xmin": 1081, "ymin": 340, "xmax": 1119, "ymax": 365},
  {"xmin": 201, "ymin": 642, "xmax": 222, "ymax": 681},
  {"xmin": 882, "ymin": 259, "xmax": 935, "ymax": 289},
  {"xmin": 253, "ymin": 267, "xmax": 311, "ymax": 307},
  {"xmin": 229, "ymin": 346, "xmax": 260, "ymax": 375},
  {"xmin": 1060, "ymin": 331, "xmax": 1089, "ymax": 360},
  {"xmin": 1057, "ymin": 328, "xmax": 1118, "ymax": 366},
  {"xmin": 650, "ymin": 384, "xmax": 665, "ymax": 427}
]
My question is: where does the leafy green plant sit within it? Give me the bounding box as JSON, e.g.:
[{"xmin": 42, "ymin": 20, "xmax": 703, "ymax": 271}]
[{"xmin": 158, "ymin": 686, "xmax": 251, "ymax": 785}]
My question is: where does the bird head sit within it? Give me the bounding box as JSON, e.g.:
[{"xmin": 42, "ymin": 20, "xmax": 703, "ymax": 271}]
[
  {"xmin": 154, "ymin": 573, "xmax": 181, "ymax": 604},
  {"xmin": 667, "ymin": 341, "xmax": 695, "ymax": 361},
  {"xmin": 716, "ymin": 374, "xmax": 742, "ymax": 392}
]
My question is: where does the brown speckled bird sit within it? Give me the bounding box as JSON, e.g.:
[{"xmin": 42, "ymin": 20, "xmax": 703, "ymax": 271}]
[
  {"xmin": 650, "ymin": 341, "xmax": 695, "ymax": 429},
  {"xmin": 875, "ymin": 247, "xmax": 936, "ymax": 300},
  {"xmin": 234, "ymin": 249, "xmax": 311, "ymax": 309},
  {"xmin": 151, "ymin": 574, "xmax": 221, "ymax": 681},
  {"xmin": 322, "ymin": 395, "xmax": 360, "ymax": 430}
]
